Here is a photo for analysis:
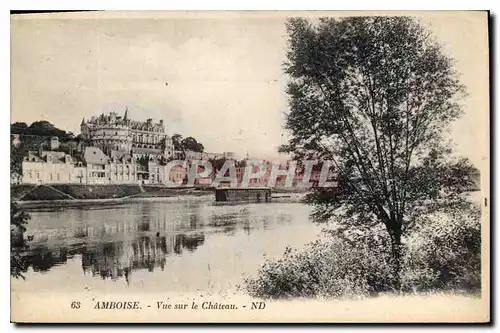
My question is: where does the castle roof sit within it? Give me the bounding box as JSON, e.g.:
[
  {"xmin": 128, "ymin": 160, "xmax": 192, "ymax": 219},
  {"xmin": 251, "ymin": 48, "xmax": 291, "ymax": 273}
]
[{"xmin": 84, "ymin": 147, "xmax": 109, "ymax": 165}]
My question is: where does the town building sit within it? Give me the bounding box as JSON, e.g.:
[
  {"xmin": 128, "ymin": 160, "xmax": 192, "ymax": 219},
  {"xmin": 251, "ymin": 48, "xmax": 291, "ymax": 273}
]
[
  {"xmin": 83, "ymin": 147, "xmax": 110, "ymax": 184},
  {"xmin": 80, "ymin": 109, "xmax": 174, "ymax": 159},
  {"xmin": 109, "ymin": 151, "xmax": 139, "ymax": 184},
  {"xmin": 22, "ymin": 150, "xmax": 86, "ymax": 185},
  {"xmin": 15, "ymin": 108, "xmax": 237, "ymax": 186},
  {"xmin": 183, "ymin": 150, "xmax": 236, "ymax": 161}
]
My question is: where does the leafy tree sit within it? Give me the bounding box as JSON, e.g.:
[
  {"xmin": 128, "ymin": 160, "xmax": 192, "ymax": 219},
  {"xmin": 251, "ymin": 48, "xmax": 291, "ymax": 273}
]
[
  {"xmin": 280, "ymin": 16, "xmax": 474, "ymax": 289},
  {"xmin": 11, "ymin": 120, "xmax": 70, "ymax": 139},
  {"xmin": 10, "ymin": 122, "xmax": 29, "ymax": 133},
  {"xmin": 11, "ymin": 201, "xmax": 30, "ymax": 248},
  {"xmin": 172, "ymin": 134, "xmax": 186, "ymax": 159},
  {"xmin": 11, "ymin": 141, "xmax": 26, "ymax": 178},
  {"xmin": 235, "ymin": 159, "xmax": 247, "ymax": 168},
  {"xmin": 181, "ymin": 137, "xmax": 204, "ymax": 153},
  {"xmin": 171, "ymin": 134, "xmax": 205, "ymax": 159},
  {"xmin": 10, "ymin": 120, "xmax": 75, "ymax": 176},
  {"xmin": 172, "ymin": 134, "xmax": 184, "ymax": 151},
  {"xmin": 208, "ymin": 157, "xmax": 227, "ymax": 171}
]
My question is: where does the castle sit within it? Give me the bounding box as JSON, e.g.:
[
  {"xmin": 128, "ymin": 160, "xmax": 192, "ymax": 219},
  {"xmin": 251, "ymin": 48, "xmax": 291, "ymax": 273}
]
[
  {"xmin": 15, "ymin": 109, "xmax": 236, "ymax": 186},
  {"xmin": 80, "ymin": 109, "xmax": 174, "ymax": 159}
]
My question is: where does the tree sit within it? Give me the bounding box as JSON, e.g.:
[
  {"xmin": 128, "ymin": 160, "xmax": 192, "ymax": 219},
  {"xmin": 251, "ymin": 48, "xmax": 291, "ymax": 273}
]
[
  {"xmin": 11, "ymin": 141, "xmax": 26, "ymax": 178},
  {"xmin": 280, "ymin": 16, "xmax": 473, "ymax": 289},
  {"xmin": 11, "ymin": 201, "xmax": 30, "ymax": 248},
  {"xmin": 172, "ymin": 134, "xmax": 184, "ymax": 151},
  {"xmin": 10, "ymin": 122, "xmax": 28, "ymax": 133},
  {"xmin": 172, "ymin": 134, "xmax": 185, "ymax": 159},
  {"xmin": 181, "ymin": 137, "xmax": 204, "ymax": 153},
  {"xmin": 171, "ymin": 134, "xmax": 205, "ymax": 159}
]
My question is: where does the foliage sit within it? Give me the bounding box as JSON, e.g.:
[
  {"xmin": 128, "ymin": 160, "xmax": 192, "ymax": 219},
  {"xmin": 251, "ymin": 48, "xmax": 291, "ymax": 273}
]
[
  {"xmin": 172, "ymin": 134, "xmax": 205, "ymax": 159},
  {"xmin": 10, "ymin": 203, "xmax": 30, "ymax": 279},
  {"xmin": 244, "ymin": 203, "xmax": 481, "ymax": 299},
  {"xmin": 11, "ymin": 249, "xmax": 29, "ymax": 279},
  {"xmin": 11, "ymin": 201, "xmax": 30, "ymax": 234},
  {"xmin": 11, "ymin": 121, "xmax": 71, "ymax": 140},
  {"xmin": 11, "ymin": 201, "xmax": 31, "ymax": 279},
  {"xmin": 11, "ymin": 120, "xmax": 74, "ymax": 177},
  {"xmin": 10, "ymin": 141, "xmax": 26, "ymax": 177},
  {"xmin": 172, "ymin": 134, "xmax": 184, "ymax": 151},
  {"xmin": 209, "ymin": 158, "xmax": 228, "ymax": 172},
  {"xmin": 279, "ymin": 16, "xmax": 472, "ymax": 288},
  {"xmin": 402, "ymin": 201, "xmax": 481, "ymax": 291},
  {"xmin": 181, "ymin": 136, "xmax": 204, "ymax": 153}
]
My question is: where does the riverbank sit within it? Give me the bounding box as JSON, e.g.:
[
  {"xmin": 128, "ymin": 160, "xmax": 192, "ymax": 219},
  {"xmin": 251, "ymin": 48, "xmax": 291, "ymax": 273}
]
[
  {"xmin": 12, "ymin": 184, "xmax": 308, "ymax": 209},
  {"xmin": 16, "ymin": 193, "xmax": 215, "ymax": 210},
  {"xmin": 11, "ymin": 184, "xmax": 215, "ymax": 201},
  {"xmin": 17, "ymin": 193, "xmax": 307, "ymax": 210}
]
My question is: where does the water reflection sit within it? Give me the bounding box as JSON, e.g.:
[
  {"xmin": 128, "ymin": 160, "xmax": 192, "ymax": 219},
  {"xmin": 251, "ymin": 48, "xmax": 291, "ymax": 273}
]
[
  {"xmin": 11, "ymin": 201, "xmax": 307, "ymax": 286},
  {"xmin": 12, "ymin": 233, "xmax": 206, "ymax": 283}
]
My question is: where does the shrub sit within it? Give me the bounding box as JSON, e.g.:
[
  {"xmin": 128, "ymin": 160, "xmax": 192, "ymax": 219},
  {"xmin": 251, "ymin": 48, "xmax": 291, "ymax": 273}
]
[
  {"xmin": 402, "ymin": 203, "xmax": 481, "ymax": 292},
  {"xmin": 245, "ymin": 225, "xmax": 394, "ymax": 299},
  {"xmin": 244, "ymin": 204, "xmax": 481, "ymax": 299},
  {"xmin": 11, "ymin": 201, "xmax": 30, "ymax": 248}
]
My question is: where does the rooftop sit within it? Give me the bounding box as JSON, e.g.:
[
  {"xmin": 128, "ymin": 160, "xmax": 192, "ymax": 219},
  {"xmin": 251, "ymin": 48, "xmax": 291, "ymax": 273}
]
[{"xmin": 83, "ymin": 147, "xmax": 109, "ymax": 165}]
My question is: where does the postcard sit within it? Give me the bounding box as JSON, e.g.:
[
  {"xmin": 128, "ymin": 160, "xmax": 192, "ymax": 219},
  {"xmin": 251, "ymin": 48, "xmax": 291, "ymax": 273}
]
[{"xmin": 10, "ymin": 10, "xmax": 490, "ymax": 323}]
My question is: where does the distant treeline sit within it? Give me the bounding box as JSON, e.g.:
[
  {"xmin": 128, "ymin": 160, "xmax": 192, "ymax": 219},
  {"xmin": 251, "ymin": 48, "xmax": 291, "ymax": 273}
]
[{"xmin": 11, "ymin": 121, "xmax": 75, "ymax": 141}]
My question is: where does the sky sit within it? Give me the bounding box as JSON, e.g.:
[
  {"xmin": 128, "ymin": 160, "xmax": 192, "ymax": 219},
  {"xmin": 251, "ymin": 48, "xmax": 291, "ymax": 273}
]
[{"xmin": 10, "ymin": 11, "xmax": 489, "ymax": 167}]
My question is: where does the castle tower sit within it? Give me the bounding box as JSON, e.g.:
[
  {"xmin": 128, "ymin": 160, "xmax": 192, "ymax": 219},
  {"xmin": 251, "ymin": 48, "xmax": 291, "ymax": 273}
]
[
  {"xmin": 123, "ymin": 108, "xmax": 129, "ymax": 123},
  {"xmin": 80, "ymin": 118, "xmax": 89, "ymax": 139}
]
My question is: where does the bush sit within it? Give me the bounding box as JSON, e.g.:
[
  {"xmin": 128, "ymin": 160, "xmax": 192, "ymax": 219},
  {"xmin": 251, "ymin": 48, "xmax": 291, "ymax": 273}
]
[
  {"xmin": 244, "ymin": 204, "xmax": 481, "ymax": 299},
  {"xmin": 244, "ymin": 227, "xmax": 394, "ymax": 299},
  {"xmin": 11, "ymin": 201, "xmax": 30, "ymax": 248},
  {"xmin": 402, "ymin": 204, "xmax": 481, "ymax": 292}
]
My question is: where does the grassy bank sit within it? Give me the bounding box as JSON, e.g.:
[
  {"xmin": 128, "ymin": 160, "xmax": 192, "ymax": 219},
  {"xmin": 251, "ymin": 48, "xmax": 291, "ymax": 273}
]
[
  {"xmin": 11, "ymin": 184, "xmax": 310, "ymax": 202},
  {"xmin": 11, "ymin": 184, "xmax": 215, "ymax": 201}
]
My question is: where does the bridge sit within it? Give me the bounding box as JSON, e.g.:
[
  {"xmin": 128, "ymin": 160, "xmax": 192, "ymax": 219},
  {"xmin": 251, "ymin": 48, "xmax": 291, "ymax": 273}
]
[{"xmin": 214, "ymin": 187, "xmax": 272, "ymax": 203}]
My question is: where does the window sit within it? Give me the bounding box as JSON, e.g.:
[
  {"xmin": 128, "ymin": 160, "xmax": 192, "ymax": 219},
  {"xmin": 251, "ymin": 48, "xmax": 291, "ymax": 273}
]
[
  {"xmin": 36, "ymin": 173, "xmax": 40, "ymax": 179},
  {"xmin": 57, "ymin": 174, "xmax": 60, "ymax": 181}
]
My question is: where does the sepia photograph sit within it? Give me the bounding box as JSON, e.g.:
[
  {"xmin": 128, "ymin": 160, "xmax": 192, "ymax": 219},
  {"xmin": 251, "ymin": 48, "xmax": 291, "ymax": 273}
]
[{"xmin": 9, "ymin": 10, "xmax": 489, "ymax": 323}]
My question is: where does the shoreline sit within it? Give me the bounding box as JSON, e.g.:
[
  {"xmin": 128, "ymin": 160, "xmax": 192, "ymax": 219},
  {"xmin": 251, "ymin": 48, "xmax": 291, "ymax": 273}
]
[
  {"xmin": 15, "ymin": 194, "xmax": 214, "ymax": 210},
  {"xmin": 15, "ymin": 193, "xmax": 308, "ymax": 210},
  {"xmin": 12, "ymin": 184, "xmax": 311, "ymax": 210}
]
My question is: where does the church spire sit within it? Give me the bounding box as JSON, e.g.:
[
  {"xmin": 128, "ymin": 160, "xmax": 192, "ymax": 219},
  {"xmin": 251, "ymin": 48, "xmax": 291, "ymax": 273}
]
[
  {"xmin": 81, "ymin": 117, "xmax": 85, "ymax": 126},
  {"xmin": 124, "ymin": 107, "xmax": 129, "ymax": 121}
]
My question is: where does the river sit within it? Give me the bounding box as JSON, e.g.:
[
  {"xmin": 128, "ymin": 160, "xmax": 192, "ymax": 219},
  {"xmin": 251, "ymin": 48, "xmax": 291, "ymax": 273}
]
[{"xmin": 11, "ymin": 197, "xmax": 323, "ymax": 295}]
